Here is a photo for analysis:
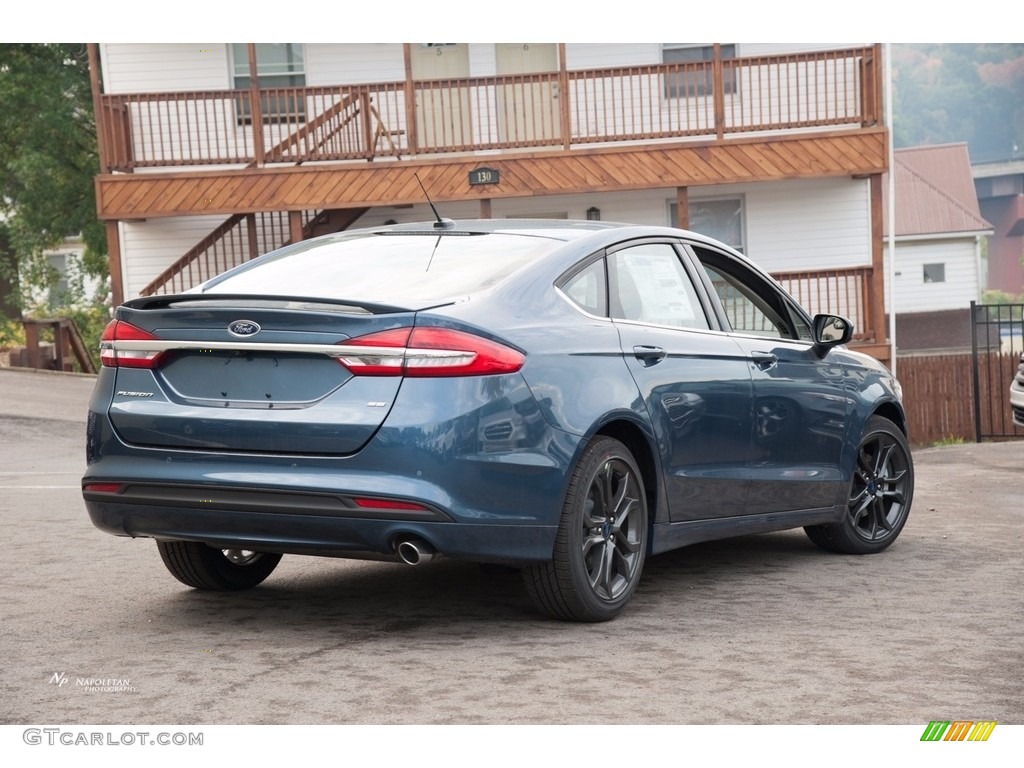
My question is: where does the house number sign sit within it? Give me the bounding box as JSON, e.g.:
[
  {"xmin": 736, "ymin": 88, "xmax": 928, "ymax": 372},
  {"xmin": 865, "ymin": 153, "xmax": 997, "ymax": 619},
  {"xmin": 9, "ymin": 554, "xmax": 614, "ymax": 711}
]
[{"xmin": 468, "ymin": 167, "xmax": 500, "ymax": 186}]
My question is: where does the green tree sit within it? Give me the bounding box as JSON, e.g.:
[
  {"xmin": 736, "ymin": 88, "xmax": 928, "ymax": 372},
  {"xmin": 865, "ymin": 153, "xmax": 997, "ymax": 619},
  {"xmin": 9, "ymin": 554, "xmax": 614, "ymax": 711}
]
[{"xmin": 0, "ymin": 43, "xmax": 107, "ymax": 317}]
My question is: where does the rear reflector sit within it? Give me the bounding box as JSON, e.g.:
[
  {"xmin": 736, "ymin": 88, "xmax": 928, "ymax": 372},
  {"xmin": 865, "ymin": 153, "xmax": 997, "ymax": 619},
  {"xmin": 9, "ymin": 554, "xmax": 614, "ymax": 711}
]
[
  {"xmin": 100, "ymin": 320, "xmax": 165, "ymax": 369},
  {"xmin": 337, "ymin": 327, "xmax": 524, "ymax": 377},
  {"xmin": 83, "ymin": 483, "xmax": 123, "ymax": 494},
  {"xmin": 353, "ymin": 497, "xmax": 431, "ymax": 512}
]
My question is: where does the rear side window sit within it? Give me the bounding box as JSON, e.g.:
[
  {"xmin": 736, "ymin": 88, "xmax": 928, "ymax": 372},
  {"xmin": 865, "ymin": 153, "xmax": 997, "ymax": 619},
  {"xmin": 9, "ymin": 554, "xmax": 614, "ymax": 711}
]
[
  {"xmin": 201, "ymin": 231, "xmax": 560, "ymax": 306},
  {"xmin": 560, "ymin": 259, "xmax": 607, "ymax": 316},
  {"xmin": 609, "ymin": 243, "xmax": 709, "ymax": 330}
]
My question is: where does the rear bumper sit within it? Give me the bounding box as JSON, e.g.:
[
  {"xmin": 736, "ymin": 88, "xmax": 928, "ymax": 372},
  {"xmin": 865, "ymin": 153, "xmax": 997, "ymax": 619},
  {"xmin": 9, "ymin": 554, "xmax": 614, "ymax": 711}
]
[{"xmin": 84, "ymin": 498, "xmax": 557, "ymax": 562}]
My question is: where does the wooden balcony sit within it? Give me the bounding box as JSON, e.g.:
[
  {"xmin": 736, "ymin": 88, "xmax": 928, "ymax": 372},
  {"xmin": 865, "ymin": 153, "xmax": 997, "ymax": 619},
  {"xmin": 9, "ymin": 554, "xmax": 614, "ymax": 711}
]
[
  {"xmin": 93, "ymin": 45, "xmax": 885, "ymax": 221},
  {"xmin": 90, "ymin": 44, "xmax": 890, "ymax": 358}
]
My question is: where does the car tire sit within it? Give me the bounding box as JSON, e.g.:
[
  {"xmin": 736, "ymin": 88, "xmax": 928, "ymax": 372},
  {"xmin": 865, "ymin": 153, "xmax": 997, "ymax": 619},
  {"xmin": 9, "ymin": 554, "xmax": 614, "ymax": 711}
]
[
  {"xmin": 524, "ymin": 436, "xmax": 648, "ymax": 622},
  {"xmin": 156, "ymin": 540, "xmax": 282, "ymax": 590},
  {"xmin": 804, "ymin": 415, "xmax": 914, "ymax": 554}
]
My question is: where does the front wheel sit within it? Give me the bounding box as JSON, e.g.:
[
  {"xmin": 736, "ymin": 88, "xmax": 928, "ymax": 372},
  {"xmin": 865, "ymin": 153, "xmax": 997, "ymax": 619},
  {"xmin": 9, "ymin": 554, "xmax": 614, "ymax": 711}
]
[
  {"xmin": 805, "ymin": 415, "xmax": 914, "ymax": 554},
  {"xmin": 524, "ymin": 436, "xmax": 648, "ymax": 622},
  {"xmin": 157, "ymin": 540, "xmax": 282, "ymax": 590}
]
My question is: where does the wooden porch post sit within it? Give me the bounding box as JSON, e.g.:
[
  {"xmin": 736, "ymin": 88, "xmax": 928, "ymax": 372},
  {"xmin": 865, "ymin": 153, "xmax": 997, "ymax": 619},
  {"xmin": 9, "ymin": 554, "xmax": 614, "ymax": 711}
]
[
  {"xmin": 869, "ymin": 173, "xmax": 887, "ymax": 345},
  {"xmin": 246, "ymin": 214, "xmax": 259, "ymax": 260},
  {"xmin": 288, "ymin": 211, "xmax": 304, "ymax": 244},
  {"xmin": 106, "ymin": 221, "xmax": 124, "ymax": 306},
  {"xmin": 712, "ymin": 43, "xmax": 725, "ymax": 140},
  {"xmin": 247, "ymin": 44, "xmax": 265, "ymax": 166},
  {"xmin": 479, "ymin": 199, "xmax": 492, "ymax": 219},
  {"xmin": 402, "ymin": 44, "xmax": 418, "ymax": 156},
  {"xmin": 676, "ymin": 187, "xmax": 689, "ymax": 229},
  {"xmin": 558, "ymin": 43, "xmax": 571, "ymax": 151}
]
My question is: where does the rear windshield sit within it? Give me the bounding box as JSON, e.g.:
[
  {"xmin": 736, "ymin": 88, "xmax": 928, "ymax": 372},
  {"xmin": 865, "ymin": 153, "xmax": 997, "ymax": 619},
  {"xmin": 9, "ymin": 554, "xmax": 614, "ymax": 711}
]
[{"xmin": 199, "ymin": 231, "xmax": 562, "ymax": 307}]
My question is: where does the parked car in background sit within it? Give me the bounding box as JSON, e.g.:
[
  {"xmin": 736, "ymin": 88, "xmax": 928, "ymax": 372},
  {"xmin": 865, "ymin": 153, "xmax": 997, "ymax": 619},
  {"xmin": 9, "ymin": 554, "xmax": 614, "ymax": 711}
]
[
  {"xmin": 1011, "ymin": 353, "xmax": 1024, "ymax": 427},
  {"xmin": 82, "ymin": 220, "xmax": 914, "ymax": 621}
]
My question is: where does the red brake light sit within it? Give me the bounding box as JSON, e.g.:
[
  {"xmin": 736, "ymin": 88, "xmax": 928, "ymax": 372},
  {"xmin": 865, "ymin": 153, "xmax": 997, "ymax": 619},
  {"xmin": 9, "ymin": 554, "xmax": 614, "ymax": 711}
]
[
  {"xmin": 337, "ymin": 327, "xmax": 524, "ymax": 377},
  {"xmin": 100, "ymin": 320, "xmax": 165, "ymax": 369}
]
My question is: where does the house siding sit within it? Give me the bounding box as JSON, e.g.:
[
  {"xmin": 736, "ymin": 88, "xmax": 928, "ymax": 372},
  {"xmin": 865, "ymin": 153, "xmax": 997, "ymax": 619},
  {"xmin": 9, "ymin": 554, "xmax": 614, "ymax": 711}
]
[
  {"xmin": 885, "ymin": 238, "xmax": 981, "ymax": 313},
  {"xmin": 100, "ymin": 44, "xmax": 230, "ymax": 93},
  {"xmin": 118, "ymin": 178, "xmax": 870, "ymax": 300},
  {"xmin": 119, "ymin": 216, "xmax": 230, "ymax": 299}
]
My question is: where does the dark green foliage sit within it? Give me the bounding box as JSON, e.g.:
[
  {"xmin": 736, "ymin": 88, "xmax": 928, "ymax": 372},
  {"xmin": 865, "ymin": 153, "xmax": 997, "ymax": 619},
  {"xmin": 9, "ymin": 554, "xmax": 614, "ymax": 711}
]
[{"xmin": 0, "ymin": 43, "xmax": 107, "ymax": 315}]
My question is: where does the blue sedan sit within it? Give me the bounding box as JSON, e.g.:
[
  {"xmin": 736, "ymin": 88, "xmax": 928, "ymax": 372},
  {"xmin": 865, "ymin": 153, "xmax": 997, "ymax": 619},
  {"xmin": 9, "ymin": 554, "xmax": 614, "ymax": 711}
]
[{"xmin": 83, "ymin": 220, "xmax": 914, "ymax": 621}]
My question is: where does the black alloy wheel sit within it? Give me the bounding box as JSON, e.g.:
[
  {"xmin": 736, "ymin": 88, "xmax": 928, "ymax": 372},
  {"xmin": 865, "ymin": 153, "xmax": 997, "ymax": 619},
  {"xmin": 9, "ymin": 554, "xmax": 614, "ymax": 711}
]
[
  {"xmin": 524, "ymin": 436, "xmax": 649, "ymax": 621},
  {"xmin": 805, "ymin": 415, "xmax": 914, "ymax": 554}
]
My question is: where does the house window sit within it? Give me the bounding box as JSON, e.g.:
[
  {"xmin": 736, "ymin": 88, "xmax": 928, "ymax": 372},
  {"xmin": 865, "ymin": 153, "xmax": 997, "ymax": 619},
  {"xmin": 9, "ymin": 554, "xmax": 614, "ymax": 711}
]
[
  {"xmin": 231, "ymin": 44, "xmax": 306, "ymax": 123},
  {"xmin": 663, "ymin": 44, "xmax": 736, "ymax": 99},
  {"xmin": 669, "ymin": 197, "xmax": 745, "ymax": 253},
  {"xmin": 923, "ymin": 263, "xmax": 946, "ymax": 283}
]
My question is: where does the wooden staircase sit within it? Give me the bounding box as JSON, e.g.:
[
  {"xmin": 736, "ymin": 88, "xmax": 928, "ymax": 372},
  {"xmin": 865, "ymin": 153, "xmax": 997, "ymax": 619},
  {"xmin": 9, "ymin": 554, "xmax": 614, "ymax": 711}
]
[{"xmin": 140, "ymin": 207, "xmax": 370, "ymax": 296}]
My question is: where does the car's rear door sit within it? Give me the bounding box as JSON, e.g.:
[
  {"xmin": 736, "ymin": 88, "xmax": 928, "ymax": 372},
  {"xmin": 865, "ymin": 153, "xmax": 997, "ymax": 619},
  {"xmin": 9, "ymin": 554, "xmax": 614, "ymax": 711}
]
[{"xmin": 604, "ymin": 240, "xmax": 756, "ymax": 522}]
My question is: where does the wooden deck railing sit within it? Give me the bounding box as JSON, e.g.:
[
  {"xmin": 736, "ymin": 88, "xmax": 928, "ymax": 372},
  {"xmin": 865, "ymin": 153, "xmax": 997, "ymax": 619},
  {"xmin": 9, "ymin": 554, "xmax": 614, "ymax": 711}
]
[
  {"xmin": 772, "ymin": 266, "xmax": 875, "ymax": 341},
  {"xmin": 97, "ymin": 46, "xmax": 880, "ymax": 172},
  {"xmin": 20, "ymin": 318, "xmax": 97, "ymax": 374}
]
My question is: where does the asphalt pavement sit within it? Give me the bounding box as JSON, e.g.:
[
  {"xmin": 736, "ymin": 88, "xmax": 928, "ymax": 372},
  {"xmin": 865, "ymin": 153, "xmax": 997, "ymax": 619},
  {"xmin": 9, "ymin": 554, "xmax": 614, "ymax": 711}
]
[{"xmin": 0, "ymin": 366, "xmax": 1021, "ymax": 727}]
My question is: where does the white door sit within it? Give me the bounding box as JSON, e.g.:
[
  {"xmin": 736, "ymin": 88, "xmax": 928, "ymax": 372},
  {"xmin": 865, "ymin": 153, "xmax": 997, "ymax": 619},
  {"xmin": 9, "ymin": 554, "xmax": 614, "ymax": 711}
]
[
  {"xmin": 410, "ymin": 44, "xmax": 472, "ymax": 151},
  {"xmin": 495, "ymin": 44, "xmax": 560, "ymax": 145}
]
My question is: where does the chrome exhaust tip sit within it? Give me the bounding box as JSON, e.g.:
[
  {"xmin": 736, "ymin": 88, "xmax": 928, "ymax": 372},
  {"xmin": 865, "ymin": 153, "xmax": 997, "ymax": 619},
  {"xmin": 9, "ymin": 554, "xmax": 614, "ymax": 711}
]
[{"xmin": 395, "ymin": 537, "xmax": 436, "ymax": 566}]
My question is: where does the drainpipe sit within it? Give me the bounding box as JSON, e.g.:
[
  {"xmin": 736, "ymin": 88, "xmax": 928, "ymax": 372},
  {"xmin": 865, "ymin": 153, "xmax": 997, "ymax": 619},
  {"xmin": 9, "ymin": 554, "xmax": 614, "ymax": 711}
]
[{"xmin": 885, "ymin": 42, "xmax": 897, "ymax": 376}]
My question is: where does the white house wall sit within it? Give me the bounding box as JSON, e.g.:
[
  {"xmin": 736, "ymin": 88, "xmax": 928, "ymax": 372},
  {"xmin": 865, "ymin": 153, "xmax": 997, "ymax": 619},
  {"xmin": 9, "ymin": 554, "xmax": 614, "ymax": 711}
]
[
  {"xmin": 99, "ymin": 44, "xmax": 230, "ymax": 93},
  {"xmin": 118, "ymin": 178, "xmax": 871, "ymax": 304},
  {"xmin": 119, "ymin": 216, "xmax": 230, "ymax": 299},
  {"xmin": 885, "ymin": 238, "xmax": 981, "ymax": 314},
  {"xmin": 745, "ymin": 178, "xmax": 871, "ymax": 272}
]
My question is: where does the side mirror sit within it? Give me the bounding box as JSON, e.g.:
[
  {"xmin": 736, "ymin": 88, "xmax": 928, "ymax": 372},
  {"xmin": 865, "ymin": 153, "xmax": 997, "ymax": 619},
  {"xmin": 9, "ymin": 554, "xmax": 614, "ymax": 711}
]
[{"xmin": 812, "ymin": 314, "xmax": 853, "ymax": 354}]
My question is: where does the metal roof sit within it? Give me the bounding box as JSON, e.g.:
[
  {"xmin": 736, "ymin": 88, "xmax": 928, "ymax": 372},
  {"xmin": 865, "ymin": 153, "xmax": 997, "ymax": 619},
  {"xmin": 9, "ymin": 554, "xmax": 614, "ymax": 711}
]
[{"xmin": 886, "ymin": 143, "xmax": 992, "ymax": 237}]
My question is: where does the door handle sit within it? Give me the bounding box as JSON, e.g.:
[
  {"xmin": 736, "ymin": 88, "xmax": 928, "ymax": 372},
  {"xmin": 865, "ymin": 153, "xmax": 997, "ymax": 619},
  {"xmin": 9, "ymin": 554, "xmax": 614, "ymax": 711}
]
[
  {"xmin": 633, "ymin": 345, "xmax": 666, "ymax": 366},
  {"xmin": 751, "ymin": 351, "xmax": 778, "ymax": 370}
]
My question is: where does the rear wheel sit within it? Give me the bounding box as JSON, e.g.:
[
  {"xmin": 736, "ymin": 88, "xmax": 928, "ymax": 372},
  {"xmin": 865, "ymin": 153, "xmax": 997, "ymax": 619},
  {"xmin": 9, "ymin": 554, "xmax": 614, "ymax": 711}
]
[
  {"xmin": 157, "ymin": 541, "xmax": 282, "ymax": 590},
  {"xmin": 805, "ymin": 415, "xmax": 914, "ymax": 554},
  {"xmin": 524, "ymin": 436, "xmax": 648, "ymax": 622}
]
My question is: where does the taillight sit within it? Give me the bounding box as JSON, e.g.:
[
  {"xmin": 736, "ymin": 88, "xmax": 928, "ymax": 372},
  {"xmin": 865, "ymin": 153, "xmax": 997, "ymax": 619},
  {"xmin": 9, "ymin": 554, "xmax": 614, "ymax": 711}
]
[
  {"xmin": 337, "ymin": 327, "xmax": 524, "ymax": 377},
  {"xmin": 100, "ymin": 320, "xmax": 165, "ymax": 369}
]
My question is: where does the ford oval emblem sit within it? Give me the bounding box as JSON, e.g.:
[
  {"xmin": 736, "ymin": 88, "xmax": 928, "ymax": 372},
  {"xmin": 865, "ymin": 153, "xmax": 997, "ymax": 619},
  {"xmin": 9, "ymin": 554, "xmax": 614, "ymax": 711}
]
[{"xmin": 228, "ymin": 320, "xmax": 261, "ymax": 337}]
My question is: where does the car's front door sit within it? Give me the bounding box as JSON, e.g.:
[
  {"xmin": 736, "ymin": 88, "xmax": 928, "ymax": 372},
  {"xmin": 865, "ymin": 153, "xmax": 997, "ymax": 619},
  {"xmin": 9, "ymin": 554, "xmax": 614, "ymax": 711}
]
[
  {"xmin": 606, "ymin": 241, "xmax": 756, "ymax": 522},
  {"xmin": 688, "ymin": 244, "xmax": 853, "ymax": 514}
]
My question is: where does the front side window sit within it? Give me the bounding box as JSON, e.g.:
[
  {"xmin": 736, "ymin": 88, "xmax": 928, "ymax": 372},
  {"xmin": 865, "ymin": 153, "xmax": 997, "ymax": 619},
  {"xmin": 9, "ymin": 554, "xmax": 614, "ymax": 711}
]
[
  {"xmin": 691, "ymin": 246, "xmax": 811, "ymax": 341},
  {"xmin": 231, "ymin": 43, "xmax": 306, "ymax": 123},
  {"xmin": 609, "ymin": 243, "xmax": 709, "ymax": 330}
]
